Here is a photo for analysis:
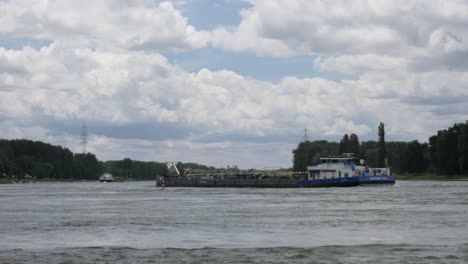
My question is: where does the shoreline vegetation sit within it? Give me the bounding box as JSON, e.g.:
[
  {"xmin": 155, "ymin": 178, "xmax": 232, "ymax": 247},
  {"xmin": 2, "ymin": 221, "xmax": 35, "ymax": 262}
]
[
  {"xmin": 292, "ymin": 121, "xmax": 468, "ymax": 180},
  {"xmin": 0, "ymin": 178, "xmax": 146, "ymax": 184},
  {"xmin": 1, "ymin": 121, "xmax": 467, "ymax": 184},
  {"xmin": 0, "ymin": 178, "xmax": 91, "ymax": 184},
  {"xmin": 397, "ymin": 174, "xmax": 468, "ymax": 181}
]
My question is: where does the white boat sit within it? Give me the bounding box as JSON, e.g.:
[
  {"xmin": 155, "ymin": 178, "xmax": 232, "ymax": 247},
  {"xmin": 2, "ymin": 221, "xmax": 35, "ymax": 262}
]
[{"xmin": 99, "ymin": 173, "xmax": 114, "ymax": 182}]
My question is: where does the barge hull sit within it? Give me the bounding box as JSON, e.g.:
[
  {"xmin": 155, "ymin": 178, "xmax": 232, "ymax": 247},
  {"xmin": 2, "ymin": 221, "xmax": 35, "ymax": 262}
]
[
  {"xmin": 358, "ymin": 176, "xmax": 396, "ymax": 186},
  {"xmin": 159, "ymin": 177, "xmax": 374, "ymax": 188}
]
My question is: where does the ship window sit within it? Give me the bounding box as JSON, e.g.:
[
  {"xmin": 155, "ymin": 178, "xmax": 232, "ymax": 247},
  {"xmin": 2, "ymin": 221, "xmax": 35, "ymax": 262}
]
[{"xmin": 344, "ymin": 173, "xmax": 349, "ymax": 177}]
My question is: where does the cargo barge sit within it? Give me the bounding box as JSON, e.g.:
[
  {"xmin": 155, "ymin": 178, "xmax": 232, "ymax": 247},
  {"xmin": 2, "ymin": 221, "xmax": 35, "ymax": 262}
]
[{"xmin": 157, "ymin": 155, "xmax": 395, "ymax": 188}]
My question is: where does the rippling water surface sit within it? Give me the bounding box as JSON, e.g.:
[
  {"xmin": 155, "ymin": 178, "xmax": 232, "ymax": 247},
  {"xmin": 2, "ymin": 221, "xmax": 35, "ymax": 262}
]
[{"xmin": 1, "ymin": 181, "xmax": 467, "ymax": 263}]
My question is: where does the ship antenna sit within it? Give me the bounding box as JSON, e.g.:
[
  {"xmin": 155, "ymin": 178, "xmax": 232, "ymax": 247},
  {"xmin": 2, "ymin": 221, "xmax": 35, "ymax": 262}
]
[{"xmin": 81, "ymin": 121, "xmax": 88, "ymax": 154}]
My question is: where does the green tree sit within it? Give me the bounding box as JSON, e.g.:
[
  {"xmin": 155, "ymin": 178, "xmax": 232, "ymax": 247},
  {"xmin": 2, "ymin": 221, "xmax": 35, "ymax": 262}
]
[
  {"xmin": 292, "ymin": 140, "xmax": 339, "ymax": 171},
  {"xmin": 72, "ymin": 153, "xmax": 103, "ymax": 180},
  {"xmin": 361, "ymin": 141, "xmax": 378, "ymax": 167},
  {"xmin": 457, "ymin": 122, "xmax": 468, "ymax": 174},
  {"xmin": 429, "ymin": 122, "xmax": 468, "ymax": 175},
  {"xmin": 378, "ymin": 122, "xmax": 387, "ymax": 167},
  {"xmin": 406, "ymin": 140, "xmax": 428, "ymax": 173},
  {"xmin": 386, "ymin": 141, "xmax": 409, "ymax": 173},
  {"xmin": 349, "ymin": 133, "xmax": 360, "ymax": 158},
  {"xmin": 339, "ymin": 134, "xmax": 350, "ymax": 154},
  {"xmin": 32, "ymin": 162, "xmax": 54, "ymax": 179},
  {"xmin": 121, "ymin": 158, "xmax": 133, "ymax": 178}
]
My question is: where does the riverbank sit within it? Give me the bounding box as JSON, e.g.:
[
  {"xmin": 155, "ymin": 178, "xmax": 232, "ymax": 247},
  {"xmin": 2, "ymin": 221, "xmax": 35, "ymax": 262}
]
[
  {"xmin": 0, "ymin": 178, "xmax": 14, "ymax": 184},
  {"xmin": 0, "ymin": 178, "xmax": 96, "ymax": 184},
  {"xmin": 0, "ymin": 178, "xmax": 147, "ymax": 184},
  {"xmin": 397, "ymin": 173, "xmax": 468, "ymax": 181}
]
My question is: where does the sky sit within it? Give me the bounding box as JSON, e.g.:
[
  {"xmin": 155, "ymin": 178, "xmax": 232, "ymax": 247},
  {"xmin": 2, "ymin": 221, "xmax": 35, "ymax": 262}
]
[{"xmin": 1, "ymin": 0, "xmax": 468, "ymax": 169}]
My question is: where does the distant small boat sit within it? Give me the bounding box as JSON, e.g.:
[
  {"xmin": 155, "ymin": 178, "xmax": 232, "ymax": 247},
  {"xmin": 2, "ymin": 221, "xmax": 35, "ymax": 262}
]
[{"xmin": 99, "ymin": 173, "xmax": 114, "ymax": 182}]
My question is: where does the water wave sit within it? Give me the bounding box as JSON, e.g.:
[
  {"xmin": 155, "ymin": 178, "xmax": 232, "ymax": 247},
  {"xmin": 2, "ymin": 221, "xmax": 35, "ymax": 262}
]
[{"xmin": 1, "ymin": 244, "xmax": 467, "ymax": 264}]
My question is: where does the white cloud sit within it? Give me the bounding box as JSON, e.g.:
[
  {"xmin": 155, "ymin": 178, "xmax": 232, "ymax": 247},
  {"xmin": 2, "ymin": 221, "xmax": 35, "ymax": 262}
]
[
  {"xmin": 1, "ymin": 0, "xmax": 468, "ymax": 167},
  {"xmin": 0, "ymin": 0, "xmax": 210, "ymax": 52},
  {"xmin": 0, "ymin": 43, "xmax": 370, "ymax": 131},
  {"xmin": 2, "ymin": 39, "xmax": 467, "ymax": 165},
  {"xmin": 212, "ymin": 0, "xmax": 468, "ymax": 72},
  {"xmin": 315, "ymin": 54, "xmax": 407, "ymax": 75}
]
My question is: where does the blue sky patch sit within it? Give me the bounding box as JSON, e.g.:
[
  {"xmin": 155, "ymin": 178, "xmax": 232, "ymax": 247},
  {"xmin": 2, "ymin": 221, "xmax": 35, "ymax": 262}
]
[
  {"xmin": 166, "ymin": 47, "xmax": 356, "ymax": 82},
  {"xmin": 179, "ymin": 0, "xmax": 250, "ymax": 30},
  {"xmin": 0, "ymin": 33, "xmax": 52, "ymax": 50}
]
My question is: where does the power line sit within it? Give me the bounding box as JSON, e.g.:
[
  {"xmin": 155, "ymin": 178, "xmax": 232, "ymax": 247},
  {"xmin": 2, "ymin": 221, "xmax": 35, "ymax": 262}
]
[
  {"xmin": 303, "ymin": 119, "xmax": 310, "ymax": 142},
  {"xmin": 80, "ymin": 121, "xmax": 88, "ymax": 154}
]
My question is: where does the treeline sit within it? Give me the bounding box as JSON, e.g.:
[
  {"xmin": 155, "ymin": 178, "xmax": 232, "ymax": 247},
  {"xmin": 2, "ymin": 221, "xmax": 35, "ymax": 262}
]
[
  {"xmin": 0, "ymin": 139, "xmax": 102, "ymax": 180},
  {"xmin": 183, "ymin": 162, "xmax": 217, "ymax": 174},
  {"xmin": 3, "ymin": 121, "xmax": 467, "ymax": 180},
  {"xmin": 429, "ymin": 122, "xmax": 468, "ymax": 175},
  {"xmin": 0, "ymin": 139, "xmax": 215, "ymax": 180},
  {"xmin": 103, "ymin": 159, "xmax": 168, "ymax": 180},
  {"xmin": 293, "ymin": 121, "xmax": 468, "ymax": 176}
]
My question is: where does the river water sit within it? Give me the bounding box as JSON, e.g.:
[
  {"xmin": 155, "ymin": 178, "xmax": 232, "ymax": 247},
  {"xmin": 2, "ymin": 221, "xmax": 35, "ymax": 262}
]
[{"xmin": 0, "ymin": 181, "xmax": 467, "ymax": 263}]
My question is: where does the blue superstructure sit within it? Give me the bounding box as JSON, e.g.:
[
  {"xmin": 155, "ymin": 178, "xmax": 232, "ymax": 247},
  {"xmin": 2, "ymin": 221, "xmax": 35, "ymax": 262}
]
[{"xmin": 305, "ymin": 154, "xmax": 395, "ymax": 187}]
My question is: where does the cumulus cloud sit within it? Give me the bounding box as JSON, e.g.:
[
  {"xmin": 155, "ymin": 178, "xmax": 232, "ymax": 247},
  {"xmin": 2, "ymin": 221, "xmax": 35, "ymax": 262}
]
[
  {"xmin": 0, "ymin": 41, "xmax": 451, "ymax": 138},
  {"xmin": 1, "ymin": 0, "xmax": 468, "ymax": 167},
  {"xmin": 0, "ymin": 0, "xmax": 210, "ymax": 52},
  {"xmin": 212, "ymin": 0, "xmax": 468, "ymax": 72},
  {"xmin": 315, "ymin": 54, "xmax": 407, "ymax": 74}
]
